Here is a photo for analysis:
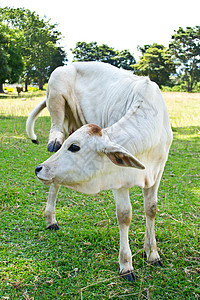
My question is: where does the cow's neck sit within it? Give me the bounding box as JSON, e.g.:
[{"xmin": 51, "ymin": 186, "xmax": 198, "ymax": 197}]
[
  {"xmin": 104, "ymin": 94, "xmax": 160, "ymax": 156},
  {"xmin": 104, "ymin": 99, "xmax": 142, "ymax": 154}
]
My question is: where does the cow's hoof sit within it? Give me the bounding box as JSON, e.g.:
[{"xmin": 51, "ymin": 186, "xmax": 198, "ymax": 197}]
[
  {"xmin": 47, "ymin": 140, "xmax": 62, "ymax": 152},
  {"xmin": 46, "ymin": 224, "xmax": 59, "ymax": 230},
  {"xmin": 150, "ymin": 259, "xmax": 163, "ymax": 267},
  {"xmin": 120, "ymin": 270, "xmax": 137, "ymax": 282},
  {"xmin": 32, "ymin": 139, "xmax": 39, "ymax": 145}
]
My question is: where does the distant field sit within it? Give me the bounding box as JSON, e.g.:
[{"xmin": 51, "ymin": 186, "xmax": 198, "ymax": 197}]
[
  {"xmin": 163, "ymin": 92, "xmax": 200, "ymax": 128},
  {"xmin": 0, "ymin": 90, "xmax": 48, "ymax": 117},
  {"xmin": 0, "ymin": 91, "xmax": 199, "ymax": 299}
]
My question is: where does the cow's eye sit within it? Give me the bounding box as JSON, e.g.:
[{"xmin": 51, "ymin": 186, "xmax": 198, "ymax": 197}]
[{"xmin": 68, "ymin": 144, "xmax": 80, "ymax": 152}]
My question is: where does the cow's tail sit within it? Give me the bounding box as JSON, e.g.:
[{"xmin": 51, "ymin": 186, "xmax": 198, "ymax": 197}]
[{"xmin": 26, "ymin": 98, "xmax": 47, "ymax": 144}]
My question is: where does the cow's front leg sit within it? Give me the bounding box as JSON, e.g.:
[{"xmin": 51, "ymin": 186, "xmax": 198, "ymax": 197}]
[
  {"xmin": 113, "ymin": 188, "xmax": 136, "ymax": 282},
  {"xmin": 47, "ymin": 95, "xmax": 65, "ymax": 152},
  {"xmin": 44, "ymin": 183, "xmax": 60, "ymax": 230},
  {"xmin": 143, "ymin": 180, "xmax": 162, "ymax": 266}
]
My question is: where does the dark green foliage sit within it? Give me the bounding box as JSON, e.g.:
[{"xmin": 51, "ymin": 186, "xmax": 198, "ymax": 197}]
[
  {"xmin": 71, "ymin": 41, "xmax": 136, "ymax": 70},
  {"xmin": 134, "ymin": 44, "xmax": 176, "ymax": 87},
  {"xmin": 0, "ymin": 22, "xmax": 24, "ymax": 91},
  {"xmin": 0, "ymin": 7, "xmax": 67, "ymax": 90},
  {"xmin": 169, "ymin": 26, "xmax": 200, "ymax": 92}
]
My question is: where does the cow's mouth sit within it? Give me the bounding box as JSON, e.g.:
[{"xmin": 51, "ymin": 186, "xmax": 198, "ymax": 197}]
[
  {"xmin": 39, "ymin": 178, "xmax": 53, "ymax": 185},
  {"xmin": 36, "ymin": 173, "xmax": 54, "ymax": 185},
  {"xmin": 35, "ymin": 164, "xmax": 54, "ymax": 185}
]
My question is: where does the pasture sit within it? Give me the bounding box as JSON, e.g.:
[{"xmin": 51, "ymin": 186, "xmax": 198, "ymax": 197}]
[{"xmin": 0, "ymin": 91, "xmax": 199, "ymax": 299}]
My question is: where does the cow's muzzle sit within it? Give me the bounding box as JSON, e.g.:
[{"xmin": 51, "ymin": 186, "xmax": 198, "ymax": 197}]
[{"xmin": 35, "ymin": 164, "xmax": 54, "ymax": 185}]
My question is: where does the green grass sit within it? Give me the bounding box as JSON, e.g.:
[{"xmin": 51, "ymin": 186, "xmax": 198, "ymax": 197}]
[{"xmin": 0, "ymin": 92, "xmax": 199, "ymax": 299}]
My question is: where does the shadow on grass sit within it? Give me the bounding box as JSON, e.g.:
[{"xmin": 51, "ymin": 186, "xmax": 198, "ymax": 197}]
[
  {"xmin": 0, "ymin": 93, "xmax": 29, "ymax": 99},
  {"xmin": 172, "ymin": 125, "xmax": 200, "ymax": 135},
  {"xmin": 0, "ymin": 114, "xmax": 13, "ymax": 120},
  {"xmin": 0, "ymin": 91, "xmax": 45, "ymax": 100}
]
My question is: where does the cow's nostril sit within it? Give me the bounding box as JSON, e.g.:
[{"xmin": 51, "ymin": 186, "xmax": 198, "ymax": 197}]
[{"xmin": 35, "ymin": 165, "xmax": 43, "ymax": 176}]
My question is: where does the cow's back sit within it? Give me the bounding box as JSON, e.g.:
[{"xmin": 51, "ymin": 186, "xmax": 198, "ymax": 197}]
[{"xmin": 72, "ymin": 62, "xmax": 142, "ymax": 128}]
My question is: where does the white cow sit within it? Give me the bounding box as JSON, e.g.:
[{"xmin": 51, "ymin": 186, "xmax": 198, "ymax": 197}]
[{"xmin": 32, "ymin": 63, "xmax": 173, "ymax": 281}]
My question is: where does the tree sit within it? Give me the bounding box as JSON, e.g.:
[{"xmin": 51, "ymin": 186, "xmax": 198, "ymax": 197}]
[
  {"xmin": 133, "ymin": 44, "xmax": 176, "ymax": 87},
  {"xmin": 169, "ymin": 26, "xmax": 200, "ymax": 92},
  {"xmin": 0, "ymin": 7, "xmax": 67, "ymax": 90},
  {"xmin": 114, "ymin": 49, "xmax": 136, "ymax": 70},
  {"xmin": 72, "ymin": 41, "xmax": 99, "ymax": 61},
  {"xmin": 0, "ymin": 22, "xmax": 24, "ymax": 93},
  {"xmin": 47, "ymin": 47, "xmax": 67, "ymax": 78},
  {"xmin": 71, "ymin": 41, "xmax": 135, "ymax": 70}
]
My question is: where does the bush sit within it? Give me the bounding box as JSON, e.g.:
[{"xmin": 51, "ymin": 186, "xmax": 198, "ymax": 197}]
[
  {"xmin": 27, "ymin": 86, "xmax": 39, "ymax": 92},
  {"xmin": 162, "ymin": 82, "xmax": 200, "ymax": 92},
  {"xmin": 193, "ymin": 82, "xmax": 200, "ymax": 92},
  {"xmin": 3, "ymin": 86, "xmax": 14, "ymax": 93}
]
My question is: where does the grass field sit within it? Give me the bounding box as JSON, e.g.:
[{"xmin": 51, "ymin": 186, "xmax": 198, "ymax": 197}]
[{"xmin": 0, "ymin": 91, "xmax": 199, "ymax": 299}]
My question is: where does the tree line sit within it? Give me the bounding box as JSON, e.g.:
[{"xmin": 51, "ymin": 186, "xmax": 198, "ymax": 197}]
[
  {"xmin": 0, "ymin": 7, "xmax": 199, "ymax": 92},
  {"xmin": 0, "ymin": 7, "xmax": 67, "ymax": 93}
]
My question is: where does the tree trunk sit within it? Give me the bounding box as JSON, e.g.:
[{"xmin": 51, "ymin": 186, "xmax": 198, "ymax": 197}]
[
  {"xmin": 38, "ymin": 77, "xmax": 44, "ymax": 90},
  {"xmin": 0, "ymin": 83, "xmax": 4, "ymax": 93},
  {"xmin": 190, "ymin": 80, "xmax": 194, "ymax": 92},
  {"xmin": 25, "ymin": 79, "xmax": 28, "ymax": 92},
  {"xmin": 187, "ymin": 80, "xmax": 193, "ymax": 92}
]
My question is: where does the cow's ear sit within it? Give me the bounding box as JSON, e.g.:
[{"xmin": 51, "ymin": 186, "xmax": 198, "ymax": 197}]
[{"xmin": 102, "ymin": 144, "xmax": 145, "ymax": 169}]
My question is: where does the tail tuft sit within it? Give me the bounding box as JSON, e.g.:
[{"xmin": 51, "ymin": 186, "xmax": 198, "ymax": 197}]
[{"xmin": 32, "ymin": 139, "xmax": 39, "ymax": 145}]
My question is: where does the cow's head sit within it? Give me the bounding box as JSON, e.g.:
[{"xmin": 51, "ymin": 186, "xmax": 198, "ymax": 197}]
[{"xmin": 35, "ymin": 124, "xmax": 145, "ymax": 193}]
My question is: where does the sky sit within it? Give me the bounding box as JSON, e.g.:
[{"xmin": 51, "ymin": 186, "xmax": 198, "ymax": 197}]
[{"xmin": 1, "ymin": 0, "xmax": 200, "ymax": 61}]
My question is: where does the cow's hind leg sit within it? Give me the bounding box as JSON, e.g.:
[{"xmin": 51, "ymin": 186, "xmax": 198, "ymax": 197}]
[
  {"xmin": 44, "ymin": 183, "xmax": 60, "ymax": 230},
  {"xmin": 143, "ymin": 171, "xmax": 163, "ymax": 266},
  {"xmin": 47, "ymin": 95, "xmax": 65, "ymax": 152},
  {"xmin": 113, "ymin": 188, "xmax": 136, "ymax": 282}
]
